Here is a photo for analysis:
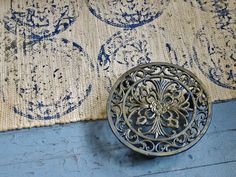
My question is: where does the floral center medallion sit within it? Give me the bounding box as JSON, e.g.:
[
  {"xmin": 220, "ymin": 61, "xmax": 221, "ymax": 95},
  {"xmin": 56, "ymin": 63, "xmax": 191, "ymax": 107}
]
[{"xmin": 107, "ymin": 63, "xmax": 212, "ymax": 156}]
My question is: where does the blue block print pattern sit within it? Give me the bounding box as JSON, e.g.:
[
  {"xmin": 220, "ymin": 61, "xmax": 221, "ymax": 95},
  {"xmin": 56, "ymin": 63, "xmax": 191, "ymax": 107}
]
[
  {"xmin": 191, "ymin": 1, "xmax": 236, "ymax": 90},
  {"xmin": 193, "ymin": 24, "xmax": 236, "ymax": 90},
  {"xmin": 1, "ymin": 0, "xmax": 235, "ymax": 123},
  {"xmin": 4, "ymin": 0, "xmax": 80, "ymax": 41},
  {"xmin": 98, "ymin": 25, "xmax": 193, "ymax": 70},
  {"xmin": 98, "ymin": 29, "xmax": 152, "ymax": 70},
  {"xmin": 184, "ymin": 0, "xmax": 213, "ymax": 11},
  {"xmin": 2, "ymin": 36, "xmax": 94, "ymax": 120},
  {"xmin": 98, "ymin": 28, "xmax": 153, "ymax": 91},
  {"xmin": 187, "ymin": 1, "xmax": 235, "ymax": 34},
  {"xmin": 158, "ymin": 26, "xmax": 194, "ymax": 68},
  {"xmin": 98, "ymin": 25, "xmax": 196, "ymax": 91},
  {"xmin": 87, "ymin": 0, "xmax": 170, "ymax": 29},
  {"xmin": 165, "ymin": 42, "xmax": 193, "ymax": 68}
]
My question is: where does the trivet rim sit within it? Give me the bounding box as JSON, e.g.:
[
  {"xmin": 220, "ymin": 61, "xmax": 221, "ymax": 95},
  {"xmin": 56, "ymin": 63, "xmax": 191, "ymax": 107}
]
[{"xmin": 107, "ymin": 62, "xmax": 212, "ymax": 156}]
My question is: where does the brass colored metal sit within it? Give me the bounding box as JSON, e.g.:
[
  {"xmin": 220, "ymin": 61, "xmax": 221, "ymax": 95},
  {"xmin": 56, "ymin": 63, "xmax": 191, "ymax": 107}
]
[{"xmin": 107, "ymin": 62, "xmax": 212, "ymax": 156}]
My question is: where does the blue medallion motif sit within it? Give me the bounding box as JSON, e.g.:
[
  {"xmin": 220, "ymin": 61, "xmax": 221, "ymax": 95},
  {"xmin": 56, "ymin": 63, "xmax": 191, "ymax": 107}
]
[
  {"xmin": 4, "ymin": 0, "xmax": 80, "ymax": 41},
  {"xmin": 1, "ymin": 35, "xmax": 94, "ymax": 120},
  {"xmin": 88, "ymin": 0, "xmax": 170, "ymax": 29}
]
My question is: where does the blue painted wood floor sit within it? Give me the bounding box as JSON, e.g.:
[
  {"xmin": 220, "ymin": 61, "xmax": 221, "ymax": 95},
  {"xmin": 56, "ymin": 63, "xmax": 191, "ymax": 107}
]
[{"xmin": 0, "ymin": 100, "xmax": 235, "ymax": 177}]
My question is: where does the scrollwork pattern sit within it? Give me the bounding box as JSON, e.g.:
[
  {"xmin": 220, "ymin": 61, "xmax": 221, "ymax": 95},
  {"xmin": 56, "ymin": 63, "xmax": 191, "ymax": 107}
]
[{"xmin": 108, "ymin": 63, "xmax": 211, "ymax": 156}]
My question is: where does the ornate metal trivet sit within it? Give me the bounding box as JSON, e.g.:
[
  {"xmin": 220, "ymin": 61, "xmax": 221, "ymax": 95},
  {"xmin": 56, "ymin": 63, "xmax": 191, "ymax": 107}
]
[{"xmin": 107, "ymin": 62, "xmax": 212, "ymax": 156}]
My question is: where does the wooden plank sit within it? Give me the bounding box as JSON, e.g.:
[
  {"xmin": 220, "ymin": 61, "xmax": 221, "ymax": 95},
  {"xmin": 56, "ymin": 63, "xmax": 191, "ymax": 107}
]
[
  {"xmin": 0, "ymin": 100, "xmax": 235, "ymax": 177},
  {"xmin": 0, "ymin": 130, "xmax": 235, "ymax": 177},
  {"xmin": 135, "ymin": 161, "xmax": 236, "ymax": 177}
]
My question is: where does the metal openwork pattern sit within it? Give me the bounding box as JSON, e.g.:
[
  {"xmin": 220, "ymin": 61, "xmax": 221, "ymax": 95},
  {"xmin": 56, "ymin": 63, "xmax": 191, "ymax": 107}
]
[{"xmin": 107, "ymin": 63, "xmax": 212, "ymax": 156}]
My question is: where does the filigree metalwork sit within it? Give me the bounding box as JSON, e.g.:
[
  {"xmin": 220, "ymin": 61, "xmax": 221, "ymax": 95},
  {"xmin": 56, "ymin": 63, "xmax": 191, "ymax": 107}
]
[{"xmin": 107, "ymin": 63, "xmax": 212, "ymax": 156}]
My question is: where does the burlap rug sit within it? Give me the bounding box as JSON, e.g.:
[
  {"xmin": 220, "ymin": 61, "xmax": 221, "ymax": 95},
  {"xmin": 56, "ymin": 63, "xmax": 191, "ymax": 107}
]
[{"xmin": 0, "ymin": 0, "xmax": 235, "ymax": 131}]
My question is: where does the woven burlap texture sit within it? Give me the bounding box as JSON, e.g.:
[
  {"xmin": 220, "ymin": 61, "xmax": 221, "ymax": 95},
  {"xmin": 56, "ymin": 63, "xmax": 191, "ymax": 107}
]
[{"xmin": 0, "ymin": 0, "xmax": 235, "ymax": 131}]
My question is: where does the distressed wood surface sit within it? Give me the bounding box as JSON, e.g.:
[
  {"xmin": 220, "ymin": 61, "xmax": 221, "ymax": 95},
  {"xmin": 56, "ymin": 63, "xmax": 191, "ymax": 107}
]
[{"xmin": 0, "ymin": 100, "xmax": 235, "ymax": 177}]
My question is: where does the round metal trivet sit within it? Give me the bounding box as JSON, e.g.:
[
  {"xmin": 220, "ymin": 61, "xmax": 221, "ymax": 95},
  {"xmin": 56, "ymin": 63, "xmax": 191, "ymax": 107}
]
[{"xmin": 107, "ymin": 62, "xmax": 212, "ymax": 156}]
